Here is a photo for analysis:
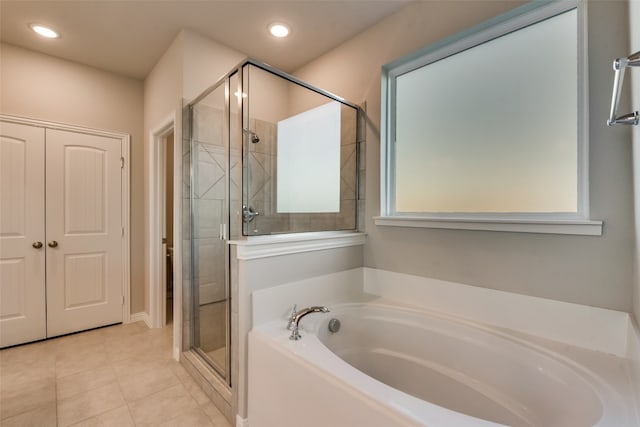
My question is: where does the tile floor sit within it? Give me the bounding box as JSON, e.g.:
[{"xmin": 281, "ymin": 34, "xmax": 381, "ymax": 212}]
[{"xmin": 0, "ymin": 322, "xmax": 232, "ymax": 427}]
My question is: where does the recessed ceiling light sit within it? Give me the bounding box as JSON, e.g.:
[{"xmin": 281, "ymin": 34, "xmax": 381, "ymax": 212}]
[
  {"xmin": 29, "ymin": 24, "xmax": 59, "ymax": 39},
  {"xmin": 268, "ymin": 23, "xmax": 290, "ymax": 38}
]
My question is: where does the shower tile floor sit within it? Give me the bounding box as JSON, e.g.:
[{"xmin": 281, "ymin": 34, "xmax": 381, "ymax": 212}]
[{"xmin": 0, "ymin": 322, "xmax": 232, "ymax": 427}]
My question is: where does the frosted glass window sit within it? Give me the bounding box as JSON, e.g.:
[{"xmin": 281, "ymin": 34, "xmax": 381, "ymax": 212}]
[
  {"xmin": 386, "ymin": 5, "xmax": 583, "ymax": 216},
  {"xmin": 277, "ymin": 101, "xmax": 341, "ymax": 213}
]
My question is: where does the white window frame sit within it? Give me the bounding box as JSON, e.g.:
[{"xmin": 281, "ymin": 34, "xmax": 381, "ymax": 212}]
[{"xmin": 377, "ymin": 0, "xmax": 602, "ymax": 235}]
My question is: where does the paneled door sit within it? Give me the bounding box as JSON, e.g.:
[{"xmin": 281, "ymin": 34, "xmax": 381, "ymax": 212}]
[
  {"xmin": 0, "ymin": 122, "xmax": 47, "ymax": 348},
  {"xmin": 45, "ymin": 129, "xmax": 123, "ymax": 337}
]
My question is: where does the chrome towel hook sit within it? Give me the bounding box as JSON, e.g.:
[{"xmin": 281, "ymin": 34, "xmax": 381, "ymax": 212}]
[{"xmin": 607, "ymin": 50, "xmax": 640, "ymax": 126}]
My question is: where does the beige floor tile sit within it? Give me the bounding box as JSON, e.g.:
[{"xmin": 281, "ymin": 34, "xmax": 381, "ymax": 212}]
[
  {"xmin": 181, "ymin": 375, "xmax": 211, "ymax": 406},
  {"xmin": 52, "ymin": 330, "xmax": 106, "ymax": 356},
  {"xmin": 0, "ymin": 378, "xmax": 56, "ymax": 420},
  {"xmin": 111, "ymin": 353, "xmax": 174, "ymax": 379},
  {"xmin": 201, "ymin": 402, "xmax": 232, "ymax": 427},
  {"xmin": 104, "ymin": 334, "xmax": 164, "ymax": 363},
  {"xmin": 156, "ymin": 407, "xmax": 214, "ymax": 427},
  {"xmin": 55, "ymin": 345, "xmax": 109, "ymax": 379},
  {"xmin": 56, "ymin": 366, "xmax": 118, "ymax": 400},
  {"xmin": 0, "ymin": 342, "xmax": 56, "ymax": 389},
  {"xmin": 0, "ymin": 340, "xmax": 56, "ymax": 367},
  {"xmin": 143, "ymin": 331, "xmax": 172, "ymax": 349},
  {"xmin": 53, "ymin": 335, "xmax": 106, "ymax": 357},
  {"xmin": 128, "ymin": 384, "xmax": 199, "ymax": 426},
  {"xmin": 0, "ymin": 322, "xmax": 225, "ymax": 427},
  {"xmin": 118, "ymin": 364, "xmax": 181, "ymax": 402},
  {"xmin": 169, "ymin": 361, "xmax": 192, "ymax": 383},
  {"xmin": 0, "ymin": 402, "xmax": 56, "ymax": 427},
  {"xmin": 104, "ymin": 344, "xmax": 146, "ymax": 364},
  {"xmin": 152, "ymin": 337, "xmax": 174, "ymax": 355},
  {"xmin": 100, "ymin": 322, "xmax": 148, "ymax": 339},
  {"xmin": 0, "ymin": 362, "xmax": 56, "ymax": 393},
  {"xmin": 57, "ymin": 382, "xmax": 125, "ymax": 427},
  {"xmin": 68, "ymin": 405, "xmax": 134, "ymax": 427}
]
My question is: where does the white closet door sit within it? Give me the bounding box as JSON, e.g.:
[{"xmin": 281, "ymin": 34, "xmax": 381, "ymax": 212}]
[
  {"xmin": 45, "ymin": 129, "xmax": 123, "ymax": 337},
  {"xmin": 0, "ymin": 122, "xmax": 46, "ymax": 348}
]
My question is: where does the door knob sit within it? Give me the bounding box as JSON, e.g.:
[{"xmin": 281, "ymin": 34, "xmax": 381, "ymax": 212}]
[
  {"xmin": 32, "ymin": 241, "xmax": 43, "ymax": 249},
  {"xmin": 48, "ymin": 241, "xmax": 58, "ymax": 248}
]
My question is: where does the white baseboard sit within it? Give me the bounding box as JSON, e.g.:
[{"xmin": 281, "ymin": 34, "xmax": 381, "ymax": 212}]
[
  {"xmin": 236, "ymin": 415, "xmax": 249, "ymax": 427},
  {"xmin": 130, "ymin": 311, "xmax": 151, "ymax": 328}
]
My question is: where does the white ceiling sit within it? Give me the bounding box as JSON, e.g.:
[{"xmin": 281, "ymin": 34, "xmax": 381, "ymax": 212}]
[{"xmin": 0, "ymin": 0, "xmax": 410, "ymax": 80}]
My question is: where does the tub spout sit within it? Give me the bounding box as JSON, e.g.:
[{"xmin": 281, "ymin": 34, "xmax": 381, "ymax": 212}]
[{"xmin": 289, "ymin": 306, "xmax": 330, "ymax": 341}]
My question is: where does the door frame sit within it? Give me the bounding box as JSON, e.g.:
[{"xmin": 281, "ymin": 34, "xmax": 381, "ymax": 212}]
[
  {"xmin": 0, "ymin": 114, "xmax": 131, "ymax": 324},
  {"xmin": 148, "ymin": 114, "xmax": 178, "ymax": 331}
]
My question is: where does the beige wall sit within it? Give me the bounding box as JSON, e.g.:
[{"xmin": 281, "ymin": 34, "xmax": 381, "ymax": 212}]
[
  {"xmin": 143, "ymin": 33, "xmax": 183, "ymax": 140},
  {"xmin": 295, "ymin": 0, "xmax": 634, "ymax": 312},
  {"xmin": 0, "ymin": 42, "xmax": 146, "ymax": 313},
  {"xmin": 247, "ymin": 64, "xmax": 291, "ymax": 124},
  {"xmin": 182, "ymin": 30, "xmax": 245, "ymax": 103}
]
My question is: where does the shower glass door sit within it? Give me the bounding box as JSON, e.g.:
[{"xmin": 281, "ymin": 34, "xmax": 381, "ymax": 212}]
[
  {"xmin": 242, "ymin": 63, "xmax": 359, "ymax": 235},
  {"xmin": 190, "ymin": 80, "xmax": 230, "ymax": 382}
]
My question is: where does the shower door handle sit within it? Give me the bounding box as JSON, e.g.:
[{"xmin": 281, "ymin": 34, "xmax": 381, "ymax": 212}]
[
  {"xmin": 242, "ymin": 205, "xmax": 259, "ymax": 223},
  {"xmin": 219, "ymin": 223, "xmax": 227, "ymax": 241}
]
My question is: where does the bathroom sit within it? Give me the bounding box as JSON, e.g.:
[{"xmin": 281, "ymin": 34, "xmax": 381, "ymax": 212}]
[{"xmin": 0, "ymin": 0, "xmax": 638, "ymax": 426}]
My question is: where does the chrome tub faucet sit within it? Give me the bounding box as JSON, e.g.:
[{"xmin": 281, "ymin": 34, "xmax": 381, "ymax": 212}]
[{"xmin": 287, "ymin": 305, "xmax": 330, "ymax": 341}]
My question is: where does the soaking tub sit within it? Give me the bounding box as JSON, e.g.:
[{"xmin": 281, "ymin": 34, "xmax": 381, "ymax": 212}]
[{"xmin": 248, "ymin": 302, "xmax": 637, "ymax": 427}]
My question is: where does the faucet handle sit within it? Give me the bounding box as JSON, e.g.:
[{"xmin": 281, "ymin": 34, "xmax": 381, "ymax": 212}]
[{"xmin": 286, "ymin": 304, "xmax": 297, "ymax": 330}]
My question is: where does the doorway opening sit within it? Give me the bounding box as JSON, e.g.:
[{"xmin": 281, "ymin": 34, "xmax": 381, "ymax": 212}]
[
  {"xmin": 163, "ymin": 130, "xmax": 175, "ymax": 325},
  {"xmin": 150, "ymin": 118, "xmax": 176, "ymax": 331}
]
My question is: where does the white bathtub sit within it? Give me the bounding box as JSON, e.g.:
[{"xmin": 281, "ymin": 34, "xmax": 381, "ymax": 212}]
[{"xmin": 248, "ymin": 302, "xmax": 637, "ymax": 427}]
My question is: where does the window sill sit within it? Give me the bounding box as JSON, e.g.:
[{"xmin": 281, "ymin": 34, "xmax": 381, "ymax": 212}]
[{"xmin": 373, "ymin": 216, "xmax": 603, "ymax": 236}]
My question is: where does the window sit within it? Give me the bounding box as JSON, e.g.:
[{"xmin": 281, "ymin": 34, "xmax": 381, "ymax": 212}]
[
  {"xmin": 378, "ymin": 0, "xmax": 601, "ymax": 235},
  {"xmin": 277, "ymin": 101, "xmax": 341, "ymax": 213}
]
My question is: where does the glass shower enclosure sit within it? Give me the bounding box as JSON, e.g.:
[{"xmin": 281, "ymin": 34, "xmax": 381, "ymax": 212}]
[{"xmin": 185, "ymin": 59, "xmax": 360, "ymax": 386}]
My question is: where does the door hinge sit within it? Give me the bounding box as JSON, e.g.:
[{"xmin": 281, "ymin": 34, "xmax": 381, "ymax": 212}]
[
  {"xmin": 120, "ymin": 157, "xmax": 125, "ymax": 168},
  {"xmin": 122, "ymin": 295, "xmax": 125, "ymax": 305},
  {"xmin": 122, "ymin": 227, "xmax": 125, "ymax": 237}
]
